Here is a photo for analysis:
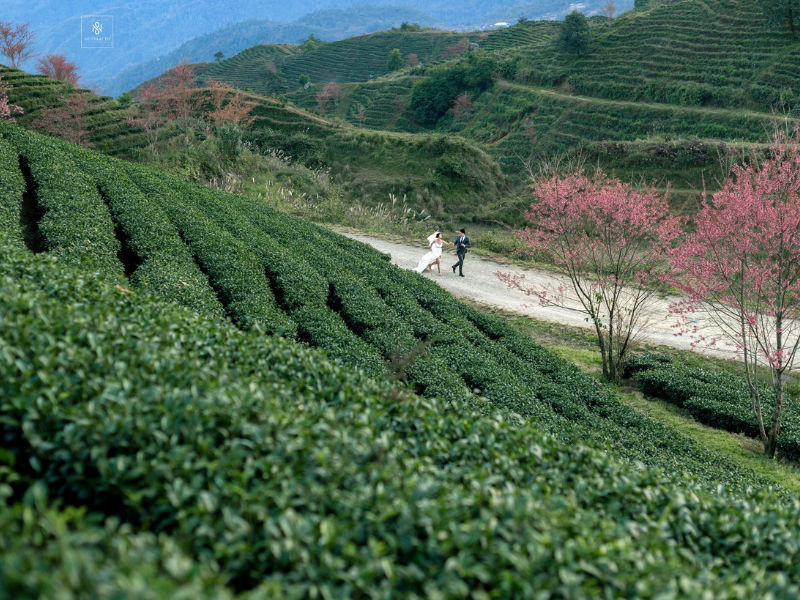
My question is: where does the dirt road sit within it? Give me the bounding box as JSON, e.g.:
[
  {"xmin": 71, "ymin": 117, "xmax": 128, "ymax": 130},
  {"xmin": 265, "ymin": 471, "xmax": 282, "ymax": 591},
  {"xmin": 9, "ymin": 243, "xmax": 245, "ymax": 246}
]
[{"xmin": 343, "ymin": 232, "xmax": 735, "ymax": 359}]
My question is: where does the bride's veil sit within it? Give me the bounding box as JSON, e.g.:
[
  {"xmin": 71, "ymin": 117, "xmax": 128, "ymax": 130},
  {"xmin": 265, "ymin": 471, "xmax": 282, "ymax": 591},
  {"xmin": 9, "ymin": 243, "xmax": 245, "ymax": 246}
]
[{"xmin": 426, "ymin": 231, "xmax": 440, "ymax": 245}]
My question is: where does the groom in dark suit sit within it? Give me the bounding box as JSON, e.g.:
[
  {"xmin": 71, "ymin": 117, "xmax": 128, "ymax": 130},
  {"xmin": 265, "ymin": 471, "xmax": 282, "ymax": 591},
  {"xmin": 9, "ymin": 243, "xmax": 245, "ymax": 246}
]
[{"xmin": 451, "ymin": 228, "xmax": 471, "ymax": 277}]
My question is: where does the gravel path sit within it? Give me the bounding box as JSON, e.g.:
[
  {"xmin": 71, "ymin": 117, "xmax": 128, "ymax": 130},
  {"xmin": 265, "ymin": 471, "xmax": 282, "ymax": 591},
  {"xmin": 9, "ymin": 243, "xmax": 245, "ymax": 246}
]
[{"xmin": 343, "ymin": 232, "xmax": 735, "ymax": 359}]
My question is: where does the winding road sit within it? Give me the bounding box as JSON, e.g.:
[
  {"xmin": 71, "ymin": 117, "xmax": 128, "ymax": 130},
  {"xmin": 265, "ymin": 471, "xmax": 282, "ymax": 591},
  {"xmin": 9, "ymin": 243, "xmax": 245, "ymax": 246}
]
[{"xmin": 342, "ymin": 231, "xmax": 736, "ymax": 359}]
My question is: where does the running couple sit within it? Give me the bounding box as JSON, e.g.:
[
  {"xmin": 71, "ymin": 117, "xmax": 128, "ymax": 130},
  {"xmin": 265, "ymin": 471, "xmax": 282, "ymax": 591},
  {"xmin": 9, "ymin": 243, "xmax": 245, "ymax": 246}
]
[{"xmin": 414, "ymin": 229, "xmax": 471, "ymax": 276}]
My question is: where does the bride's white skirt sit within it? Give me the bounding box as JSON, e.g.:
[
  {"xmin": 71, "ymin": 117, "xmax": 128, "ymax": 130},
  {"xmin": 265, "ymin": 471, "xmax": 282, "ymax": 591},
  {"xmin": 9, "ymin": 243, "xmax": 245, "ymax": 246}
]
[{"xmin": 414, "ymin": 251, "xmax": 437, "ymax": 273}]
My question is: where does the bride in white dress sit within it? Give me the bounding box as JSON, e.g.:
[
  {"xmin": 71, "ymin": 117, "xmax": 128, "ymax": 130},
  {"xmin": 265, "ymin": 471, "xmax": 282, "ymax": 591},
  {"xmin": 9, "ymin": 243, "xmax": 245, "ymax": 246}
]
[{"xmin": 414, "ymin": 231, "xmax": 453, "ymax": 276}]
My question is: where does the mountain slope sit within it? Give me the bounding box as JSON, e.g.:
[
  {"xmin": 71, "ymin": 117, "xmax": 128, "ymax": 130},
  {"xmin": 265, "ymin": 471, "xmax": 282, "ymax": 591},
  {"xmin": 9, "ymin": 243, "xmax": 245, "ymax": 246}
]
[
  {"xmin": 3, "ymin": 121, "xmax": 800, "ymax": 595},
  {"xmin": 102, "ymin": 6, "xmax": 441, "ymax": 96}
]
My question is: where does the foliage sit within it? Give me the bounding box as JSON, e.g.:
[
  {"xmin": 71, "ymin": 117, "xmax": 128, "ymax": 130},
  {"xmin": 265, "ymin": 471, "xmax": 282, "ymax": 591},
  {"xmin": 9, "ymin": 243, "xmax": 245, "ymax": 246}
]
[
  {"xmin": 387, "ymin": 47, "xmax": 403, "ymax": 71},
  {"xmin": 629, "ymin": 354, "xmax": 800, "ymax": 462},
  {"xmin": 35, "ymin": 53, "xmax": 80, "ymax": 85},
  {"xmin": 164, "ymin": 60, "xmax": 201, "ymax": 145},
  {"xmin": 30, "ymin": 91, "xmax": 91, "ymax": 147},
  {"xmin": 297, "ymin": 73, "xmax": 310, "ymax": 86},
  {"xmin": 410, "ymin": 52, "xmax": 496, "ymax": 125},
  {"xmin": 599, "ymin": 0, "xmax": 618, "ymax": 18},
  {"xmin": 0, "ymin": 75, "xmax": 22, "ymax": 121},
  {"xmin": 498, "ymin": 170, "xmax": 681, "ymax": 382},
  {"xmin": 315, "ymin": 82, "xmax": 341, "ymax": 112},
  {"xmin": 205, "ymin": 80, "xmax": 257, "ymax": 128},
  {"xmin": 762, "ymin": 0, "xmax": 800, "ymax": 37},
  {"xmin": 127, "ymin": 84, "xmax": 171, "ymax": 155},
  {"xmin": 0, "ymin": 21, "xmax": 35, "ymax": 69},
  {"xmin": 560, "ymin": 10, "xmax": 591, "ymax": 54},
  {"xmin": 4, "ymin": 123, "xmax": 800, "ymax": 594},
  {"xmin": 667, "ymin": 133, "xmax": 800, "ymax": 457}
]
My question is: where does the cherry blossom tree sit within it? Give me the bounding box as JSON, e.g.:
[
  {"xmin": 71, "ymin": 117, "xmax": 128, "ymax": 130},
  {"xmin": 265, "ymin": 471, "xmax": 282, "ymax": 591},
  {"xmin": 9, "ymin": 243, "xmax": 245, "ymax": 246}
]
[
  {"xmin": 205, "ymin": 80, "xmax": 257, "ymax": 127},
  {"xmin": 0, "ymin": 75, "xmax": 23, "ymax": 121},
  {"xmin": 31, "ymin": 91, "xmax": 91, "ymax": 147},
  {"xmin": 126, "ymin": 84, "xmax": 171, "ymax": 155},
  {"xmin": 164, "ymin": 60, "xmax": 200, "ymax": 145},
  {"xmin": 667, "ymin": 133, "xmax": 800, "ymax": 457},
  {"xmin": 316, "ymin": 82, "xmax": 342, "ymax": 112},
  {"xmin": 0, "ymin": 21, "xmax": 36, "ymax": 68},
  {"xmin": 599, "ymin": 0, "xmax": 617, "ymax": 18},
  {"xmin": 497, "ymin": 170, "xmax": 682, "ymax": 382},
  {"xmin": 36, "ymin": 54, "xmax": 81, "ymax": 85},
  {"xmin": 452, "ymin": 91, "xmax": 475, "ymax": 120}
]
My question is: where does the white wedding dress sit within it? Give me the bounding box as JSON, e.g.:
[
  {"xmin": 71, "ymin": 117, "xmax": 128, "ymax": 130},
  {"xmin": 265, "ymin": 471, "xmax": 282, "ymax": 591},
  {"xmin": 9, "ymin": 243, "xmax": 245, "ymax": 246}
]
[{"xmin": 414, "ymin": 241, "xmax": 443, "ymax": 273}]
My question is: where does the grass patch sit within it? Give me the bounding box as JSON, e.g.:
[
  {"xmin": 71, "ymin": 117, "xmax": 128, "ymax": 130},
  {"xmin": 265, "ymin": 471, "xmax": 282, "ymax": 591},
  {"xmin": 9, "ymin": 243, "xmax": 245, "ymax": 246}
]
[{"xmin": 620, "ymin": 389, "xmax": 800, "ymax": 496}]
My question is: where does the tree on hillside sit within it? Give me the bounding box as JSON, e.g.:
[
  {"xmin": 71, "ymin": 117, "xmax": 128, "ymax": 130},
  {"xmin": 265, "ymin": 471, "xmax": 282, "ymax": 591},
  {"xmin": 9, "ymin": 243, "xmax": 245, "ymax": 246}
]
[
  {"xmin": 763, "ymin": 0, "xmax": 800, "ymax": 38},
  {"xmin": 316, "ymin": 82, "xmax": 342, "ymax": 112},
  {"xmin": 126, "ymin": 84, "xmax": 172, "ymax": 155},
  {"xmin": 667, "ymin": 133, "xmax": 800, "ymax": 458},
  {"xmin": 0, "ymin": 75, "xmax": 23, "ymax": 121},
  {"xmin": 31, "ymin": 91, "xmax": 91, "ymax": 147},
  {"xmin": 164, "ymin": 60, "xmax": 200, "ymax": 145},
  {"xmin": 560, "ymin": 10, "xmax": 591, "ymax": 54},
  {"xmin": 443, "ymin": 38, "xmax": 470, "ymax": 59},
  {"xmin": 452, "ymin": 91, "xmax": 475, "ymax": 121},
  {"xmin": 599, "ymin": 0, "xmax": 617, "ymax": 18},
  {"xmin": 36, "ymin": 54, "xmax": 80, "ymax": 86},
  {"xmin": 387, "ymin": 48, "xmax": 403, "ymax": 71},
  {"xmin": 0, "ymin": 21, "xmax": 36, "ymax": 68},
  {"xmin": 496, "ymin": 170, "xmax": 681, "ymax": 383},
  {"xmin": 214, "ymin": 50, "xmax": 225, "ymax": 62},
  {"xmin": 406, "ymin": 53, "xmax": 420, "ymax": 67},
  {"xmin": 298, "ymin": 73, "xmax": 310, "ymax": 87},
  {"xmin": 205, "ymin": 80, "xmax": 257, "ymax": 127}
]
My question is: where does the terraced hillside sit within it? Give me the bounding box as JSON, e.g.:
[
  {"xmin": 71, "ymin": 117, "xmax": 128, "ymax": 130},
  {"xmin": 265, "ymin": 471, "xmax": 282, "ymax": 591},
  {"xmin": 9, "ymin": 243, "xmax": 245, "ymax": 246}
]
[
  {"xmin": 275, "ymin": 0, "xmax": 800, "ymax": 197},
  {"xmin": 0, "ymin": 67, "xmax": 147, "ymax": 157},
  {"xmin": 202, "ymin": 30, "xmax": 483, "ymax": 95},
  {"xmin": 2, "ymin": 65, "xmax": 506, "ymax": 218},
  {"xmin": 3, "ymin": 121, "xmax": 800, "ymax": 597},
  {"xmin": 520, "ymin": 0, "xmax": 794, "ymax": 110},
  {"xmin": 197, "ymin": 45, "xmax": 302, "ymax": 95}
]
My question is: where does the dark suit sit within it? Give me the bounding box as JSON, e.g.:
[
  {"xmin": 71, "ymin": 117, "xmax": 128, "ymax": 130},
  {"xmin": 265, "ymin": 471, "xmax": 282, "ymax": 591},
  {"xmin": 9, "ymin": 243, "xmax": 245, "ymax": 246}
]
[{"xmin": 452, "ymin": 235, "xmax": 471, "ymax": 275}]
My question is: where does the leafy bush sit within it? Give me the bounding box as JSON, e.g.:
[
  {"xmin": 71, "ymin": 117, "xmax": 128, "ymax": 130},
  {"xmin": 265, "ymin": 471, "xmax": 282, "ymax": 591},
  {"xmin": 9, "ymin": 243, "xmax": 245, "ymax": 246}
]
[
  {"xmin": 633, "ymin": 356, "xmax": 800, "ymax": 462},
  {"xmin": 560, "ymin": 11, "xmax": 591, "ymax": 54},
  {"xmin": 4, "ymin": 122, "xmax": 800, "ymax": 595},
  {"xmin": 410, "ymin": 53, "xmax": 496, "ymax": 126}
]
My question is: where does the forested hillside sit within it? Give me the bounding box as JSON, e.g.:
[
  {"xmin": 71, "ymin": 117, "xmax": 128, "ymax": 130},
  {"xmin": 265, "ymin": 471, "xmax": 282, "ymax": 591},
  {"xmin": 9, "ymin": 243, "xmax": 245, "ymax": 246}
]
[{"xmin": 3, "ymin": 120, "xmax": 800, "ymax": 597}]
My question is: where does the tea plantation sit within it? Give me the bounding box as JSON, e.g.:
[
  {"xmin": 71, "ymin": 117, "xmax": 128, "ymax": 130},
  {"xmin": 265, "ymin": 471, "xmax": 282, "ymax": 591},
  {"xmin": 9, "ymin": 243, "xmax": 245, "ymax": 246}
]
[{"xmin": 4, "ymin": 123, "xmax": 800, "ymax": 596}]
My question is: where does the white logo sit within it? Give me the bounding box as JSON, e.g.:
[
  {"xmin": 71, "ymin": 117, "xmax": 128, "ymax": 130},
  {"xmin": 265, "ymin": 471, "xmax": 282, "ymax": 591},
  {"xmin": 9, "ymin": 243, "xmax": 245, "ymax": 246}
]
[{"xmin": 92, "ymin": 21, "xmax": 102, "ymax": 35}]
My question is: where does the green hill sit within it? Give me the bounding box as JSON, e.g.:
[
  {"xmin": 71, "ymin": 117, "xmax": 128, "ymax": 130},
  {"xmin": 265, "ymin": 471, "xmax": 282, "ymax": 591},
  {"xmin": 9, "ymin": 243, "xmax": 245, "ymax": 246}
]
[
  {"xmin": 1, "ymin": 65, "xmax": 506, "ymax": 220},
  {"xmin": 272, "ymin": 0, "xmax": 800, "ymax": 205},
  {"xmin": 201, "ymin": 30, "xmax": 484, "ymax": 95},
  {"xmin": 3, "ymin": 120, "xmax": 800, "ymax": 596}
]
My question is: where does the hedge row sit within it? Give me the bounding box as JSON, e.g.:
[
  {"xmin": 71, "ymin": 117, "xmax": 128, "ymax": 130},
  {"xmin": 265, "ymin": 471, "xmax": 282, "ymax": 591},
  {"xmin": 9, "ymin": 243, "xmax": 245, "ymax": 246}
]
[
  {"xmin": 0, "ymin": 123, "xmax": 122, "ymax": 277},
  {"xmin": 0, "ymin": 121, "xmax": 785, "ymax": 497},
  {"xmin": 0, "ymin": 136, "xmax": 24, "ymax": 246},
  {"xmin": 122, "ymin": 163, "xmax": 296, "ymax": 336},
  {"xmin": 631, "ymin": 355, "xmax": 800, "ymax": 462},
  {"xmin": 181, "ymin": 183, "xmax": 386, "ymax": 377},
  {"xmin": 4, "ymin": 244, "xmax": 800, "ymax": 596},
  {"xmin": 54, "ymin": 142, "xmax": 225, "ymax": 320}
]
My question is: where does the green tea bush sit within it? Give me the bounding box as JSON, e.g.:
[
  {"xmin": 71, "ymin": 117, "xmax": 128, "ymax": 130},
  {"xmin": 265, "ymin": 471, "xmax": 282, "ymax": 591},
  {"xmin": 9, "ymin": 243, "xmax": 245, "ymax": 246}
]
[
  {"xmin": 1, "ymin": 124, "xmax": 123, "ymax": 277},
  {"xmin": 6, "ymin": 121, "xmax": 800, "ymax": 594},
  {"xmin": 0, "ymin": 136, "xmax": 24, "ymax": 246},
  {"xmin": 5, "ymin": 247, "xmax": 800, "ymax": 596},
  {"xmin": 633, "ymin": 356, "xmax": 800, "ymax": 462}
]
